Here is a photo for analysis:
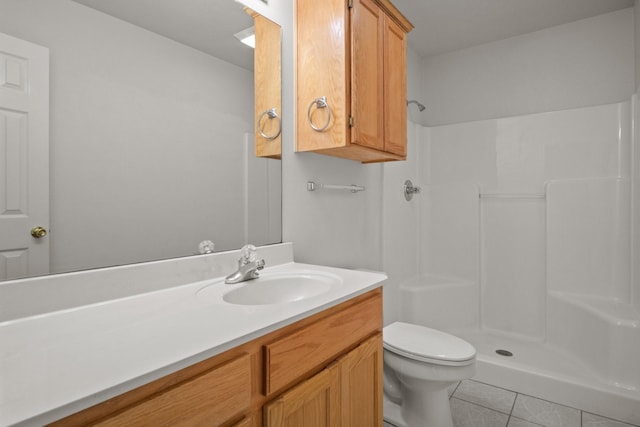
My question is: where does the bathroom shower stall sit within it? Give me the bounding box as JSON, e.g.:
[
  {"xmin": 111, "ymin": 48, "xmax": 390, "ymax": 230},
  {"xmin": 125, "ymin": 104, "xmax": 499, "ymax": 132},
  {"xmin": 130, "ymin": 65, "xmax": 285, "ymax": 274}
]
[{"xmin": 383, "ymin": 99, "xmax": 640, "ymax": 425}]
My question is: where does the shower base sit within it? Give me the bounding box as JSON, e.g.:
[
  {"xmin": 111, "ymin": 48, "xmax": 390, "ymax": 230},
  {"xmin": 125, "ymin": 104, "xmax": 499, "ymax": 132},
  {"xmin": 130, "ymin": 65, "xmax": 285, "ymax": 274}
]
[{"xmin": 455, "ymin": 329, "xmax": 640, "ymax": 425}]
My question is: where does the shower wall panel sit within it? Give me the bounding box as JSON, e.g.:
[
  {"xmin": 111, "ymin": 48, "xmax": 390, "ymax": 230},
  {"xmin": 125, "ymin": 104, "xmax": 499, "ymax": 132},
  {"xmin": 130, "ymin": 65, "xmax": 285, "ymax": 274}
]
[
  {"xmin": 420, "ymin": 183, "xmax": 479, "ymax": 280},
  {"xmin": 480, "ymin": 198, "xmax": 546, "ymax": 339},
  {"xmin": 547, "ymin": 178, "xmax": 631, "ymax": 300},
  {"xmin": 423, "ymin": 101, "xmax": 631, "ymax": 332}
]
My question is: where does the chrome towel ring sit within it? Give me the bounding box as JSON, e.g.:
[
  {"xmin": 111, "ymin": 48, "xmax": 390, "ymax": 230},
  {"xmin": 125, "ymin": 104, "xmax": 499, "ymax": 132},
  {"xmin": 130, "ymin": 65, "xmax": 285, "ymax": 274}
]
[
  {"xmin": 257, "ymin": 108, "xmax": 282, "ymax": 140},
  {"xmin": 307, "ymin": 96, "xmax": 331, "ymax": 132}
]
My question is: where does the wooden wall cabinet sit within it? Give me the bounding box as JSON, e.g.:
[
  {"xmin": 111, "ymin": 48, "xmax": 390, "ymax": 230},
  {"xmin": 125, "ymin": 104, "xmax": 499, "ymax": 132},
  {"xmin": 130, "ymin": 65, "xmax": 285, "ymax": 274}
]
[
  {"xmin": 51, "ymin": 289, "xmax": 382, "ymax": 427},
  {"xmin": 295, "ymin": 0, "xmax": 413, "ymax": 163},
  {"xmin": 251, "ymin": 10, "xmax": 282, "ymax": 159}
]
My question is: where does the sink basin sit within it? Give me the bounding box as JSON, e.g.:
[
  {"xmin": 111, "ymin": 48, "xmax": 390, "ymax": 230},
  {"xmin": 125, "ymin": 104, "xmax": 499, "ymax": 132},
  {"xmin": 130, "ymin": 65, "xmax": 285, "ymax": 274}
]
[{"xmin": 220, "ymin": 271, "xmax": 339, "ymax": 305}]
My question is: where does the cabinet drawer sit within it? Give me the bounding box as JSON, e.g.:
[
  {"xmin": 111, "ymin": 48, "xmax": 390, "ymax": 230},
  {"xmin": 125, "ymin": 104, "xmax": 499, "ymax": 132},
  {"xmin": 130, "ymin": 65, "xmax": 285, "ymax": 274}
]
[
  {"xmin": 264, "ymin": 292, "xmax": 381, "ymax": 395},
  {"xmin": 96, "ymin": 353, "xmax": 251, "ymax": 426}
]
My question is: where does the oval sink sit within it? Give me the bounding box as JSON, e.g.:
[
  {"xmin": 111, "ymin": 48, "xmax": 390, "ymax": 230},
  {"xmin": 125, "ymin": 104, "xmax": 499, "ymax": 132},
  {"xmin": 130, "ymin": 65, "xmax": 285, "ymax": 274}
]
[{"xmin": 221, "ymin": 271, "xmax": 339, "ymax": 305}]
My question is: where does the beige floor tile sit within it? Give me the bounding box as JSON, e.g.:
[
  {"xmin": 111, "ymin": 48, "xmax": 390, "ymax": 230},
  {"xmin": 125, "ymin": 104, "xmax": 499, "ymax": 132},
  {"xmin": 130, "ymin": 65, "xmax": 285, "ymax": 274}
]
[
  {"xmin": 583, "ymin": 412, "xmax": 638, "ymax": 427},
  {"xmin": 511, "ymin": 395, "xmax": 580, "ymax": 427},
  {"xmin": 453, "ymin": 380, "xmax": 517, "ymax": 414},
  {"xmin": 451, "ymin": 397, "xmax": 509, "ymax": 427}
]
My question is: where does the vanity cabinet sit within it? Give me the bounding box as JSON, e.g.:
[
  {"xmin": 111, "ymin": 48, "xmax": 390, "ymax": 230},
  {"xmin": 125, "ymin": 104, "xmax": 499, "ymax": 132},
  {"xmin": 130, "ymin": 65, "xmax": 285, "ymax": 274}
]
[
  {"xmin": 49, "ymin": 289, "xmax": 382, "ymax": 427},
  {"xmin": 295, "ymin": 0, "xmax": 412, "ymax": 163}
]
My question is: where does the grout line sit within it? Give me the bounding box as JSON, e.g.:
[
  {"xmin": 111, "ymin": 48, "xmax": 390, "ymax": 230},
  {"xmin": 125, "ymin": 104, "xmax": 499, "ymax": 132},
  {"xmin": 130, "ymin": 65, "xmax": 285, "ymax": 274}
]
[
  {"xmin": 509, "ymin": 392, "xmax": 518, "ymax": 415},
  {"xmin": 469, "ymin": 378, "xmax": 521, "ymax": 394},
  {"xmin": 418, "ymin": 377, "xmax": 638, "ymax": 427},
  {"xmin": 474, "ymin": 383, "xmax": 639, "ymax": 427},
  {"xmin": 508, "ymin": 415, "xmax": 546, "ymax": 427},
  {"xmin": 453, "ymin": 379, "xmax": 519, "ymax": 415},
  {"xmin": 451, "ymin": 396, "xmax": 512, "ymax": 416},
  {"xmin": 503, "ymin": 386, "xmax": 583, "ymax": 414},
  {"xmin": 582, "ymin": 410, "xmax": 640, "ymax": 427},
  {"xmin": 450, "ymin": 380, "xmax": 462, "ymax": 396}
]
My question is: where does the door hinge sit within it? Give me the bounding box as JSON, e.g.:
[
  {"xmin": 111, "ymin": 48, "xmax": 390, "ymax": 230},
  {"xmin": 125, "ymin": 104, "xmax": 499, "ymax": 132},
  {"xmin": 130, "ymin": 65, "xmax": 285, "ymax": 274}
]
[
  {"xmin": 349, "ymin": 116, "xmax": 354, "ymax": 127},
  {"xmin": 348, "ymin": 0, "xmax": 353, "ymax": 9}
]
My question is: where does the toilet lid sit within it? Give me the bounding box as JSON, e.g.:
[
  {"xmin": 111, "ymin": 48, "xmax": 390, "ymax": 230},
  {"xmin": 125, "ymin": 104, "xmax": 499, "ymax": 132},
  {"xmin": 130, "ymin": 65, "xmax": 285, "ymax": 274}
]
[{"xmin": 383, "ymin": 322, "xmax": 476, "ymax": 365}]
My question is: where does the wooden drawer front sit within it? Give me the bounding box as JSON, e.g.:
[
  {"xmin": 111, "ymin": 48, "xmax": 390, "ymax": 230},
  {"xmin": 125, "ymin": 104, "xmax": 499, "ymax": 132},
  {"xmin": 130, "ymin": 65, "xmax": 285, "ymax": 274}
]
[
  {"xmin": 96, "ymin": 354, "xmax": 251, "ymax": 426},
  {"xmin": 265, "ymin": 292, "xmax": 381, "ymax": 395}
]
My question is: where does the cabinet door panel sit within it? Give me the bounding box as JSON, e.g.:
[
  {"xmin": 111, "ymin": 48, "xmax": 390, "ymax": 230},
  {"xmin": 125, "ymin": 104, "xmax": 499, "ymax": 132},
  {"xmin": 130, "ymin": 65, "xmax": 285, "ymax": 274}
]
[
  {"xmin": 339, "ymin": 333, "xmax": 383, "ymax": 426},
  {"xmin": 383, "ymin": 16, "xmax": 407, "ymax": 157},
  {"xmin": 254, "ymin": 13, "xmax": 282, "ymax": 158},
  {"xmin": 296, "ymin": 0, "xmax": 348, "ymax": 151},
  {"xmin": 351, "ymin": 0, "xmax": 384, "ymax": 150},
  {"xmin": 264, "ymin": 364, "xmax": 340, "ymax": 427}
]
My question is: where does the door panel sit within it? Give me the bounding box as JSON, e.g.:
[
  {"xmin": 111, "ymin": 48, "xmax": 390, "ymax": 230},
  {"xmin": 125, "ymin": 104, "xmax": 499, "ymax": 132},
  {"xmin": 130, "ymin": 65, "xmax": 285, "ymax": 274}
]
[
  {"xmin": 383, "ymin": 18, "xmax": 407, "ymax": 157},
  {"xmin": 351, "ymin": 0, "xmax": 384, "ymax": 150},
  {"xmin": 339, "ymin": 334, "xmax": 383, "ymax": 426},
  {"xmin": 0, "ymin": 33, "xmax": 49, "ymax": 280},
  {"xmin": 264, "ymin": 364, "xmax": 340, "ymax": 427}
]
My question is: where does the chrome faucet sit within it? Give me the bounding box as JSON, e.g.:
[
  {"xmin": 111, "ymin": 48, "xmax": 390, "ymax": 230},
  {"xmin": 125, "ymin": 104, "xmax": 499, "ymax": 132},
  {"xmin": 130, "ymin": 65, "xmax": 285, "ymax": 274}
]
[{"xmin": 225, "ymin": 244, "xmax": 265, "ymax": 284}]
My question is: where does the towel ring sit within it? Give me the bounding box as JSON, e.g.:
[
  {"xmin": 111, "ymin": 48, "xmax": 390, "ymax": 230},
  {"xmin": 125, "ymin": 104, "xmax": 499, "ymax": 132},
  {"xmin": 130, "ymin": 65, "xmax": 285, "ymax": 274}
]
[
  {"xmin": 257, "ymin": 108, "xmax": 282, "ymax": 140},
  {"xmin": 307, "ymin": 96, "xmax": 331, "ymax": 132}
]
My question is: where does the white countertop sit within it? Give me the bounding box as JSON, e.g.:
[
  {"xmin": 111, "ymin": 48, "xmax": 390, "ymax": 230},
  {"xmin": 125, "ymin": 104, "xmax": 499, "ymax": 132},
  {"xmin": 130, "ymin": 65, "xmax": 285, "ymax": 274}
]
[{"xmin": 0, "ymin": 261, "xmax": 386, "ymax": 426}]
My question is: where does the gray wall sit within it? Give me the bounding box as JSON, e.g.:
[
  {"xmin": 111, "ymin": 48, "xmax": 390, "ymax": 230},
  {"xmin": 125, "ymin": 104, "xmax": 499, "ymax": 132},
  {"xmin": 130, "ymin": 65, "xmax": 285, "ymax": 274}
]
[{"xmin": 420, "ymin": 8, "xmax": 634, "ymax": 126}]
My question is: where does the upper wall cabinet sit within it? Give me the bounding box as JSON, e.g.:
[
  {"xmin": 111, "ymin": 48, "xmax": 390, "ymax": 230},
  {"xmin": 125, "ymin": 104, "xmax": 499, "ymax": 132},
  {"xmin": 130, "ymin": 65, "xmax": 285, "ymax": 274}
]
[
  {"xmin": 295, "ymin": 0, "xmax": 413, "ymax": 163},
  {"xmin": 252, "ymin": 10, "xmax": 282, "ymax": 159}
]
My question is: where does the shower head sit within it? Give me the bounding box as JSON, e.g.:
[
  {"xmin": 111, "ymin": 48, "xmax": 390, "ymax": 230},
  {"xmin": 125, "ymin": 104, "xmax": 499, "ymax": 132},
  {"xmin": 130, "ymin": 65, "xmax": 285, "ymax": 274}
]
[{"xmin": 407, "ymin": 99, "xmax": 426, "ymax": 112}]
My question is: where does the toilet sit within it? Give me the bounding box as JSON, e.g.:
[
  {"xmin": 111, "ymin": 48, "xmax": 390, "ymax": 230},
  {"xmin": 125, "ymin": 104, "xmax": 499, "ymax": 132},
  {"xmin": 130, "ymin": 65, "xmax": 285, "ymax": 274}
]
[{"xmin": 383, "ymin": 322, "xmax": 476, "ymax": 427}]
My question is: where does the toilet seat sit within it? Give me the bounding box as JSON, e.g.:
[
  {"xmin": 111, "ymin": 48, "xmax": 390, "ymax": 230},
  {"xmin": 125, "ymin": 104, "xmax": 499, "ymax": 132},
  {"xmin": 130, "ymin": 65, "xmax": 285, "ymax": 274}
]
[{"xmin": 383, "ymin": 322, "xmax": 476, "ymax": 367}]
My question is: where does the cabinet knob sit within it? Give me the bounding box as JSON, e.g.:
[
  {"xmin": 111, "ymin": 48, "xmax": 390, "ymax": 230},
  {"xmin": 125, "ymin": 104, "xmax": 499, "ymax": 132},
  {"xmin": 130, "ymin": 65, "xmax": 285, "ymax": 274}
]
[{"xmin": 31, "ymin": 226, "xmax": 47, "ymax": 238}]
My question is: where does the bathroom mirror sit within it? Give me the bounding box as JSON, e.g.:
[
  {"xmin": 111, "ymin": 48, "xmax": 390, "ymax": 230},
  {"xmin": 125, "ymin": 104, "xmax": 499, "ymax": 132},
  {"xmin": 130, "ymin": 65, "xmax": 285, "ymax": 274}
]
[{"xmin": 0, "ymin": 0, "xmax": 282, "ymax": 281}]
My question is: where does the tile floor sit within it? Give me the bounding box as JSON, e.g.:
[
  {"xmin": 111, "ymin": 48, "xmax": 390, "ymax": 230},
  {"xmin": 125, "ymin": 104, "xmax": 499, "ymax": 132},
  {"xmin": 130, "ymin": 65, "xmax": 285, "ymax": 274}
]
[{"xmin": 383, "ymin": 379, "xmax": 639, "ymax": 427}]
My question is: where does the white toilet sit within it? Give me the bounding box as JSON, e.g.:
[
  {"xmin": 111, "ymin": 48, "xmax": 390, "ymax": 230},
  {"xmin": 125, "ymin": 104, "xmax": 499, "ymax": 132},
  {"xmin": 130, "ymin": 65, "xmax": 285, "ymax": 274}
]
[{"xmin": 383, "ymin": 322, "xmax": 476, "ymax": 427}]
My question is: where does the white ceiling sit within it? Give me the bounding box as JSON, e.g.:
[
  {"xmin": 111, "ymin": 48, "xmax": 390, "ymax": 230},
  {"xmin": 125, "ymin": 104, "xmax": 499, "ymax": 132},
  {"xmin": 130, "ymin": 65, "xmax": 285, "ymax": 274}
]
[
  {"xmin": 391, "ymin": 0, "xmax": 634, "ymax": 58},
  {"xmin": 72, "ymin": 0, "xmax": 635, "ymax": 67},
  {"xmin": 73, "ymin": 0, "xmax": 255, "ymax": 70}
]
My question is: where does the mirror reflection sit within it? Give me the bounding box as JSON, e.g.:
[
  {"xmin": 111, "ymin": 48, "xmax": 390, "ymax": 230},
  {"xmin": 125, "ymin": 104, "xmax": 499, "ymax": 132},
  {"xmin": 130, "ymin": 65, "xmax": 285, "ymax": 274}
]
[{"xmin": 0, "ymin": 0, "xmax": 282, "ymax": 281}]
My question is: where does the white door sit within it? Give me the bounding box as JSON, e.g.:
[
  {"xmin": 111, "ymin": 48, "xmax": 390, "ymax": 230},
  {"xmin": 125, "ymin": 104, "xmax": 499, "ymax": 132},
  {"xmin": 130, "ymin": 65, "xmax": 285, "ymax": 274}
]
[{"xmin": 0, "ymin": 32, "xmax": 49, "ymax": 281}]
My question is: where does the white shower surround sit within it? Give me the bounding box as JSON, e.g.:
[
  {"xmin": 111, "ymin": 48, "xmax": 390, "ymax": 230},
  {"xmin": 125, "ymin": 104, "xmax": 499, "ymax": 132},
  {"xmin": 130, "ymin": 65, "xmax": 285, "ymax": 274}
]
[{"xmin": 396, "ymin": 101, "xmax": 640, "ymax": 425}]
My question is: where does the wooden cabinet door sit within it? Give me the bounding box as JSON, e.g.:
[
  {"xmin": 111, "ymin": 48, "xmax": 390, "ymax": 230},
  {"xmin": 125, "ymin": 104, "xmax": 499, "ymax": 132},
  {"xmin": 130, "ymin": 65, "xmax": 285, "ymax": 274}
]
[
  {"xmin": 264, "ymin": 364, "xmax": 341, "ymax": 427},
  {"xmin": 383, "ymin": 15, "xmax": 407, "ymax": 157},
  {"xmin": 295, "ymin": 0, "xmax": 348, "ymax": 152},
  {"xmin": 350, "ymin": 0, "xmax": 384, "ymax": 151},
  {"xmin": 339, "ymin": 334, "xmax": 383, "ymax": 427},
  {"xmin": 253, "ymin": 12, "xmax": 282, "ymax": 159}
]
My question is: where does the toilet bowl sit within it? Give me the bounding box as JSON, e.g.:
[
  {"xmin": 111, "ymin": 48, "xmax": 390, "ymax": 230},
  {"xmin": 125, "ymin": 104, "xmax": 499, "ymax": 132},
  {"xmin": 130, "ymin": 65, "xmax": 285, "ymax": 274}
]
[{"xmin": 383, "ymin": 322, "xmax": 476, "ymax": 427}]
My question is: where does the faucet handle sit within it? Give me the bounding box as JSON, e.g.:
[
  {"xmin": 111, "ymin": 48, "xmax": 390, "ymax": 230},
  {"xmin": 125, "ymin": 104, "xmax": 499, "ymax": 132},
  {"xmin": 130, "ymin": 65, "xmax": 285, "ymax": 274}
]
[
  {"xmin": 250, "ymin": 259, "xmax": 266, "ymax": 280},
  {"xmin": 240, "ymin": 244, "xmax": 257, "ymax": 264},
  {"xmin": 198, "ymin": 240, "xmax": 215, "ymax": 254}
]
